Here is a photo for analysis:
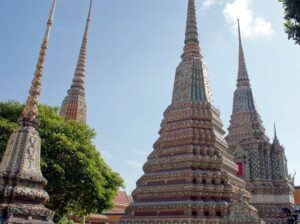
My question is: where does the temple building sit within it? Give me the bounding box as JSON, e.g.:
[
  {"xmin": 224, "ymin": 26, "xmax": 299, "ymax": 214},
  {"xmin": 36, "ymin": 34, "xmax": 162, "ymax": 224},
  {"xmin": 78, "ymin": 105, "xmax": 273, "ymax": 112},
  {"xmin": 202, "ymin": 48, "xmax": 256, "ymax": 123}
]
[
  {"xmin": 120, "ymin": 1, "xmax": 263, "ymax": 223},
  {"xmin": 71, "ymin": 191, "xmax": 132, "ymax": 224},
  {"xmin": 102, "ymin": 191, "xmax": 133, "ymax": 224},
  {"xmin": 225, "ymin": 19, "xmax": 295, "ymax": 223},
  {"xmin": 59, "ymin": 0, "xmax": 92, "ymax": 123},
  {"xmin": 0, "ymin": 0, "xmax": 56, "ymax": 222}
]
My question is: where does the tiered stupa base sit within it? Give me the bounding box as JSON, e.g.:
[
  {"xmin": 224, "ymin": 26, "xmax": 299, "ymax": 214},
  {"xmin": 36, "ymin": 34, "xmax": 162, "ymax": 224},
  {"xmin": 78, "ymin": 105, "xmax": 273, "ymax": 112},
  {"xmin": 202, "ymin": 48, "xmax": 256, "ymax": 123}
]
[
  {"xmin": 0, "ymin": 125, "xmax": 54, "ymax": 223},
  {"xmin": 0, "ymin": 203, "xmax": 54, "ymax": 224},
  {"xmin": 121, "ymin": 216, "xmax": 263, "ymax": 224},
  {"xmin": 246, "ymin": 180, "xmax": 295, "ymax": 223},
  {"xmin": 253, "ymin": 203, "xmax": 292, "ymax": 224},
  {"xmin": 221, "ymin": 200, "xmax": 265, "ymax": 224},
  {"xmin": 121, "ymin": 217, "xmax": 224, "ymax": 224},
  {"xmin": 121, "ymin": 200, "xmax": 264, "ymax": 224},
  {"xmin": 120, "ymin": 102, "xmax": 265, "ymax": 224}
]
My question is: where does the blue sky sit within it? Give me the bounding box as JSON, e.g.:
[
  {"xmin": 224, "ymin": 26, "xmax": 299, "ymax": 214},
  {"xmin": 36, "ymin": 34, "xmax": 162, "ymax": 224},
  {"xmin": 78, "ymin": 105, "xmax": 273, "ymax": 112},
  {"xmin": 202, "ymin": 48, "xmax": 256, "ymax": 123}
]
[{"xmin": 1, "ymin": 0, "xmax": 300, "ymax": 192}]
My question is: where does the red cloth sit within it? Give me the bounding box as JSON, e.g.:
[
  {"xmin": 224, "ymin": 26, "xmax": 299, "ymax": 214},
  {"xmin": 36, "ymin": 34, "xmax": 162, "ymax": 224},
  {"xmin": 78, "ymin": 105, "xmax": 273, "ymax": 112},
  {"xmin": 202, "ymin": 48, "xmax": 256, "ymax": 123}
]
[{"xmin": 237, "ymin": 162, "xmax": 243, "ymax": 176}]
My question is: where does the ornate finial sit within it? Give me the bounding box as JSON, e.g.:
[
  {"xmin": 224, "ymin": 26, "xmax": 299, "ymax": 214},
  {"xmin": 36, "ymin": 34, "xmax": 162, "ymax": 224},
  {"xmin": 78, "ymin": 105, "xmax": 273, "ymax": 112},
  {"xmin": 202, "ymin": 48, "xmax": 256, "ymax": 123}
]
[
  {"xmin": 71, "ymin": 0, "xmax": 92, "ymax": 90},
  {"xmin": 237, "ymin": 19, "xmax": 242, "ymax": 46},
  {"xmin": 237, "ymin": 19, "xmax": 250, "ymax": 87},
  {"xmin": 21, "ymin": 0, "xmax": 56, "ymax": 126},
  {"xmin": 274, "ymin": 122, "xmax": 278, "ymax": 139},
  {"xmin": 181, "ymin": 0, "xmax": 202, "ymax": 61},
  {"xmin": 185, "ymin": 0, "xmax": 199, "ymax": 44},
  {"xmin": 88, "ymin": 0, "xmax": 92, "ymax": 21},
  {"xmin": 273, "ymin": 122, "xmax": 281, "ymax": 148}
]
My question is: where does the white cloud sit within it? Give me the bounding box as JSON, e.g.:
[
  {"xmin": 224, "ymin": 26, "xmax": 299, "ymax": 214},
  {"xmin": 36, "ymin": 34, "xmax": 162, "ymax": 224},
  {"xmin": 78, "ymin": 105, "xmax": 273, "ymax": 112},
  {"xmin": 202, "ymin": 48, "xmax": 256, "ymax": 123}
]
[
  {"xmin": 101, "ymin": 150, "xmax": 113, "ymax": 160},
  {"xmin": 202, "ymin": 0, "xmax": 224, "ymax": 10},
  {"xmin": 223, "ymin": 0, "xmax": 273, "ymax": 38},
  {"xmin": 131, "ymin": 149, "xmax": 149, "ymax": 156},
  {"xmin": 202, "ymin": 0, "xmax": 216, "ymax": 9},
  {"xmin": 126, "ymin": 160, "xmax": 143, "ymax": 168}
]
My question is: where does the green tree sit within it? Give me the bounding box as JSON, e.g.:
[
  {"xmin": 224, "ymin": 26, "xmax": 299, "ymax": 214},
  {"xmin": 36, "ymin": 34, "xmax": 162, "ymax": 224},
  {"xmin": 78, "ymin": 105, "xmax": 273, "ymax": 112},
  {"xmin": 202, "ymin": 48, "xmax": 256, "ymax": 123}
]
[
  {"xmin": 279, "ymin": 0, "xmax": 300, "ymax": 44},
  {"xmin": 57, "ymin": 216, "xmax": 75, "ymax": 224},
  {"xmin": 0, "ymin": 101, "xmax": 123, "ymax": 222}
]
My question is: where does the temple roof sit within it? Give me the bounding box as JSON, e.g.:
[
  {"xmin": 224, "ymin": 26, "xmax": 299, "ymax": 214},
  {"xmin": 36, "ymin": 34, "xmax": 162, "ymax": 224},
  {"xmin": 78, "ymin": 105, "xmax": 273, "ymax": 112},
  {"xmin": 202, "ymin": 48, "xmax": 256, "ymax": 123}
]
[
  {"xmin": 113, "ymin": 191, "xmax": 132, "ymax": 205},
  {"xmin": 103, "ymin": 191, "xmax": 132, "ymax": 214}
]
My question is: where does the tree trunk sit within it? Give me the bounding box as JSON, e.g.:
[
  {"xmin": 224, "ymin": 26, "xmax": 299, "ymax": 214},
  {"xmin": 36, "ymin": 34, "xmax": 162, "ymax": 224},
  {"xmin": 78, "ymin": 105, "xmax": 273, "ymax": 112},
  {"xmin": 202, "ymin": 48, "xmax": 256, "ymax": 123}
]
[{"xmin": 80, "ymin": 215, "xmax": 86, "ymax": 224}]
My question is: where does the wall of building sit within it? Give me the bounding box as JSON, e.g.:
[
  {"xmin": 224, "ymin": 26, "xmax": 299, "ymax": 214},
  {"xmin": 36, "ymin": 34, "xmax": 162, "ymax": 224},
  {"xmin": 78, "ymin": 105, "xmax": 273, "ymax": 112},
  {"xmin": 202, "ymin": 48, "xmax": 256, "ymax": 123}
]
[{"xmin": 295, "ymin": 186, "xmax": 300, "ymax": 205}]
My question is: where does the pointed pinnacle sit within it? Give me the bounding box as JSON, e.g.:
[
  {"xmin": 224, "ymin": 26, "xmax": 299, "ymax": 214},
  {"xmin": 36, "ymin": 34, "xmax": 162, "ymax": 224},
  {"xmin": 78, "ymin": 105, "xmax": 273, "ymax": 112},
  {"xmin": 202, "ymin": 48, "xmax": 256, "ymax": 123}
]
[
  {"xmin": 238, "ymin": 19, "xmax": 242, "ymax": 47},
  {"xmin": 274, "ymin": 123, "xmax": 278, "ymax": 139},
  {"xmin": 237, "ymin": 19, "xmax": 250, "ymax": 87},
  {"xmin": 185, "ymin": 0, "xmax": 199, "ymax": 44},
  {"xmin": 21, "ymin": 0, "xmax": 56, "ymax": 125},
  {"xmin": 272, "ymin": 122, "xmax": 282, "ymax": 149},
  {"xmin": 181, "ymin": 0, "xmax": 201, "ymax": 61},
  {"xmin": 88, "ymin": 0, "xmax": 92, "ymax": 22}
]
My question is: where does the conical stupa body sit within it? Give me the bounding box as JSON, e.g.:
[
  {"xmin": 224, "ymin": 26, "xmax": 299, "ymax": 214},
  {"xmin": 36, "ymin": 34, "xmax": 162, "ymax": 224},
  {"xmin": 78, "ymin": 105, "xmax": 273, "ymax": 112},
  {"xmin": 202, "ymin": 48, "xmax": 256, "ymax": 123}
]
[
  {"xmin": 0, "ymin": 1, "xmax": 56, "ymax": 222},
  {"xmin": 120, "ymin": 1, "xmax": 263, "ymax": 223},
  {"xmin": 226, "ymin": 20, "xmax": 294, "ymax": 224}
]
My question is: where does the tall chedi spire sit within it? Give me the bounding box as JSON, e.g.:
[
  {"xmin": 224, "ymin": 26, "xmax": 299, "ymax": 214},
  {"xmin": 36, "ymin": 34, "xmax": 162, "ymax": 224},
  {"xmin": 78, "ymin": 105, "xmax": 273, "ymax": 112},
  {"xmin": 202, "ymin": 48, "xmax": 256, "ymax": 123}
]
[
  {"xmin": 226, "ymin": 20, "xmax": 294, "ymax": 223},
  {"xmin": 121, "ymin": 1, "xmax": 262, "ymax": 223},
  {"xmin": 0, "ymin": 1, "xmax": 56, "ymax": 223},
  {"xmin": 232, "ymin": 19, "xmax": 259, "ymax": 114},
  {"xmin": 60, "ymin": 0, "xmax": 92, "ymax": 123}
]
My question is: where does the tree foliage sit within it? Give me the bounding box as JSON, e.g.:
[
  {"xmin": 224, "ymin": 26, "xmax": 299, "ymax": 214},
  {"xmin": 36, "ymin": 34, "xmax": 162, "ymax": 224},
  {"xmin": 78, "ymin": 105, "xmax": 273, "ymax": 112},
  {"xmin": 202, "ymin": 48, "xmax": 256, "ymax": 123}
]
[
  {"xmin": 0, "ymin": 101, "xmax": 123, "ymax": 222},
  {"xmin": 279, "ymin": 0, "xmax": 300, "ymax": 44}
]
